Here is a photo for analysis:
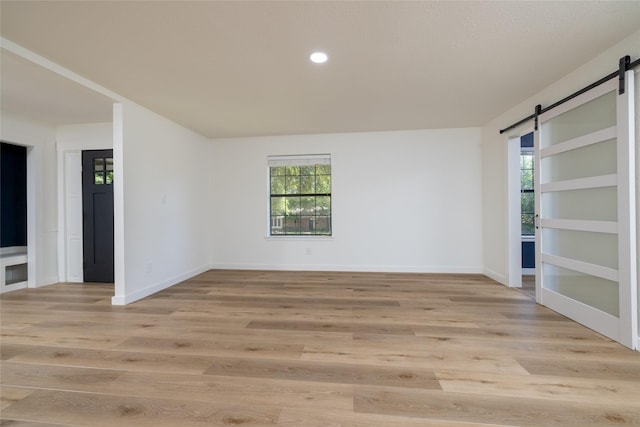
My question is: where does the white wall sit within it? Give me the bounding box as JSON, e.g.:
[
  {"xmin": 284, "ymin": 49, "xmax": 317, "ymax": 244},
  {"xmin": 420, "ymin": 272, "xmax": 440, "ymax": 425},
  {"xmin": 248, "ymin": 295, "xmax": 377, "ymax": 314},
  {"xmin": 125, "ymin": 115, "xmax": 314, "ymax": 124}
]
[
  {"xmin": 0, "ymin": 110, "xmax": 58, "ymax": 287},
  {"xmin": 480, "ymin": 30, "xmax": 640, "ymax": 330},
  {"xmin": 56, "ymin": 122, "xmax": 113, "ymax": 282},
  {"xmin": 112, "ymin": 101, "xmax": 211, "ymax": 304},
  {"xmin": 56, "ymin": 123, "xmax": 112, "ymax": 151},
  {"xmin": 210, "ymin": 128, "xmax": 483, "ymax": 273}
]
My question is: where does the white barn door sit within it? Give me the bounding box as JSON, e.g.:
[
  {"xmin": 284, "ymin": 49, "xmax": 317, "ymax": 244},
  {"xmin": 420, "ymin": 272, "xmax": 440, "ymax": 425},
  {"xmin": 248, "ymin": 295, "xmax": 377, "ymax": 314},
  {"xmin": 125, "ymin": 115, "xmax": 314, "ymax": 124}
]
[{"xmin": 535, "ymin": 72, "xmax": 637, "ymax": 350}]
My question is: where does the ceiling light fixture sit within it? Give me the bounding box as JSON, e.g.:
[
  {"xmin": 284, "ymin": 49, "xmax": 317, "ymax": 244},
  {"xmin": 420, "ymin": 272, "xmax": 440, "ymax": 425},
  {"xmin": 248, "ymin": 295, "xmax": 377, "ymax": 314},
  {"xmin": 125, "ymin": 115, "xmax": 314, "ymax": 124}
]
[{"xmin": 310, "ymin": 52, "xmax": 328, "ymax": 64}]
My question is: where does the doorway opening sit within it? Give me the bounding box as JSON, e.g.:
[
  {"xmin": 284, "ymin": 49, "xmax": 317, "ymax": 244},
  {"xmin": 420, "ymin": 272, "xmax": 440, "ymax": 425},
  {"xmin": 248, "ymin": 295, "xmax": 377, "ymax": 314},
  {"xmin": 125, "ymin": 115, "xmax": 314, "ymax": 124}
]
[
  {"xmin": 508, "ymin": 130, "xmax": 536, "ymax": 297},
  {"xmin": 520, "ymin": 132, "xmax": 535, "ymax": 298}
]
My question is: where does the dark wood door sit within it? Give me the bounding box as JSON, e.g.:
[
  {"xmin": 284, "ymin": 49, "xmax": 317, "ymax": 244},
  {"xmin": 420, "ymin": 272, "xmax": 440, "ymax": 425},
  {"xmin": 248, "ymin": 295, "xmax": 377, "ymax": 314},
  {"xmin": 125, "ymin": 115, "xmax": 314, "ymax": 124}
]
[{"xmin": 82, "ymin": 149, "xmax": 114, "ymax": 283}]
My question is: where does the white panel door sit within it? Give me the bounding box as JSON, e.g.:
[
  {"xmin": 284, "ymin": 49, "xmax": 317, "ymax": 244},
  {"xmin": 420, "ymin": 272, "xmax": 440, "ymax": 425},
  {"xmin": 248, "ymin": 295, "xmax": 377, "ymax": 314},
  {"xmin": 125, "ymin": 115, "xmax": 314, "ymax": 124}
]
[
  {"xmin": 535, "ymin": 73, "xmax": 637, "ymax": 349},
  {"xmin": 65, "ymin": 151, "xmax": 83, "ymax": 282}
]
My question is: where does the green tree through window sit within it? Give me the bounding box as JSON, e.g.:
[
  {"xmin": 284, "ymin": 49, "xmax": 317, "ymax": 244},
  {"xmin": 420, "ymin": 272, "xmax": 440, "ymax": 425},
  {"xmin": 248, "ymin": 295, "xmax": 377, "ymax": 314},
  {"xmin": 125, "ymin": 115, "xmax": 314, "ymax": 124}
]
[
  {"xmin": 269, "ymin": 157, "xmax": 331, "ymax": 236},
  {"xmin": 521, "ymin": 149, "xmax": 534, "ymax": 235}
]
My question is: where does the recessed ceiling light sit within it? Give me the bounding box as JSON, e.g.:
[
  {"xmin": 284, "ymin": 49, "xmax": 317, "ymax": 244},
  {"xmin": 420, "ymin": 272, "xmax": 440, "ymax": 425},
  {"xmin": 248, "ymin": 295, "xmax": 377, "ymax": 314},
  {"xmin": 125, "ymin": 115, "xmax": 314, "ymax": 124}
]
[{"xmin": 310, "ymin": 52, "xmax": 328, "ymax": 64}]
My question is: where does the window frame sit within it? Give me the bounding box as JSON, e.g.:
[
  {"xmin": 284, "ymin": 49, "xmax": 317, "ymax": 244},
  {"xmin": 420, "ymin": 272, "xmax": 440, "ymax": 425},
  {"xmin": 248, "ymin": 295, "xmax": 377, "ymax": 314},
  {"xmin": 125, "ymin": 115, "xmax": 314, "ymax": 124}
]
[
  {"xmin": 520, "ymin": 146, "xmax": 535, "ymax": 236},
  {"xmin": 267, "ymin": 154, "xmax": 332, "ymax": 237}
]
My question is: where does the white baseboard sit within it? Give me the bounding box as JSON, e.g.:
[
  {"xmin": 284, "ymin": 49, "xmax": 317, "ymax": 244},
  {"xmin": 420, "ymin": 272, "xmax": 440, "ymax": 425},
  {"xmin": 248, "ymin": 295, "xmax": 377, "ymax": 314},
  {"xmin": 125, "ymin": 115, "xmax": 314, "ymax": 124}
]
[
  {"xmin": 0, "ymin": 281, "xmax": 28, "ymax": 293},
  {"xmin": 1, "ymin": 276, "xmax": 58, "ymax": 293},
  {"xmin": 522, "ymin": 268, "xmax": 536, "ymax": 275},
  {"xmin": 111, "ymin": 264, "xmax": 210, "ymax": 305},
  {"xmin": 483, "ymin": 268, "xmax": 508, "ymax": 286},
  {"xmin": 41, "ymin": 276, "xmax": 60, "ymax": 287},
  {"xmin": 210, "ymin": 263, "xmax": 483, "ymax": 274}
]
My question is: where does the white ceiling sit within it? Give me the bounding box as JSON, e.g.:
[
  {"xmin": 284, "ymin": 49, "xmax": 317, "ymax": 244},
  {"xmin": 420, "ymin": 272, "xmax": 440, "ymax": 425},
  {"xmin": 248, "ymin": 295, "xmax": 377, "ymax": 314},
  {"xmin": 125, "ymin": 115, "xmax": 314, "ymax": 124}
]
[
  {"xmin": 1, "ymin": 49, "xmax": 114, "ymax": 125},
  {"xmin": 1, "ymin": 1, "xmax": 640, "ymax": 138}
]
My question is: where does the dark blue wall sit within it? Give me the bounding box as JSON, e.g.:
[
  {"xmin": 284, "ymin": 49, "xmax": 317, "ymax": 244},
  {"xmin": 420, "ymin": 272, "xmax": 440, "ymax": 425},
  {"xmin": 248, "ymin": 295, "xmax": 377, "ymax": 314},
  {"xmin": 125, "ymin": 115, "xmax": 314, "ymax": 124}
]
[
  {"xmin": 522, "ymin": 241, "xmax": 535, "ymax": 269},
  {"xmin": 1, "ymin": 142, "xmax": 28, "ymax": 248}
]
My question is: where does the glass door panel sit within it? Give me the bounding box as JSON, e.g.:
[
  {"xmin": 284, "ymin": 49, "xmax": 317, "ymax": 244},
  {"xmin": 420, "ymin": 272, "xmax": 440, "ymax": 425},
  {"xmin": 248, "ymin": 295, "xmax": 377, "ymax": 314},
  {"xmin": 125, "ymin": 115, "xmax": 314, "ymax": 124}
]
[
  {"xmin": 540, "ymin": 138, "xmax": 616, "ymax": 183},
  {"xmin": 541, "ymin": 187, "xmax": 617, "ymax": 221},
  {"xmin": 541, "ymin": 228, "xmax": 618, "ymax": 269},
  {"xmin": 543, "ymin": 264, "xmax": 619, "ymax": 316},
  {"xmin": 539, "ymin": 91, "xmax": 616, "ymax": 148}
]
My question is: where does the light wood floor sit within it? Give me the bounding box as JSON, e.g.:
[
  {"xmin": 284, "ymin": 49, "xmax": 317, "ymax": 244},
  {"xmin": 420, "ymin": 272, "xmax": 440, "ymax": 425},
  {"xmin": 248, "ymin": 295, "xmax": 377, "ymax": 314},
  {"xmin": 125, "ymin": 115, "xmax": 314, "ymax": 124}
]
[
  {"xmin": 1, "ymin": 270, "xmax": 639, "ymax": 426},
  {"xmin": 519, "ymin": 275, "xmax": 536, "ymax": 298}
]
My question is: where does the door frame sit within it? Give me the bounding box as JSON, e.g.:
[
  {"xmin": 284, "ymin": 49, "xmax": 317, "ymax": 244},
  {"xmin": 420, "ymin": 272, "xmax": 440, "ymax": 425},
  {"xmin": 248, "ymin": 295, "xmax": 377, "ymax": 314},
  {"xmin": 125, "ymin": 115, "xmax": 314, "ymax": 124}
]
[
  {"xmin": 56, "ymin": 128, "xmax": 113, "ymax": 284},
  {"xmin": 507, "ymin": 127, "xmax": 535, "ymax": 288}
]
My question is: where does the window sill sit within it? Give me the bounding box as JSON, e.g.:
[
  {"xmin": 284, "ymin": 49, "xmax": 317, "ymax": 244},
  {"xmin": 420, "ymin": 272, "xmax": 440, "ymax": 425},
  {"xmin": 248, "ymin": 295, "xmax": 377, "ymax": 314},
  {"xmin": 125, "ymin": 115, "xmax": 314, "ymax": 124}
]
[{"xmin": 264, "ymin": 235, "xmax": 334, "ymax": 241}]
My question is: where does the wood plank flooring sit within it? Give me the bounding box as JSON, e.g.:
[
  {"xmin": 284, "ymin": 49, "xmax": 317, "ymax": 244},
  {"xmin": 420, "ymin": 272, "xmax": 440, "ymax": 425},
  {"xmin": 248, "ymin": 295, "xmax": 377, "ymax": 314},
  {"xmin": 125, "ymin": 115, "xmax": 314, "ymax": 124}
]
[{"xmin": 1, "ymin": 269, "xmax": 639, "ymax": 426}]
